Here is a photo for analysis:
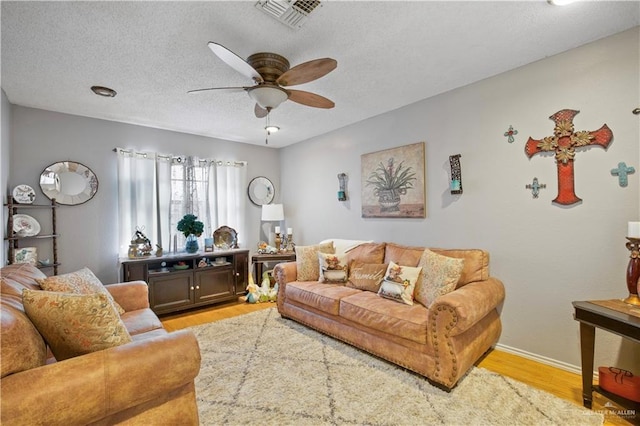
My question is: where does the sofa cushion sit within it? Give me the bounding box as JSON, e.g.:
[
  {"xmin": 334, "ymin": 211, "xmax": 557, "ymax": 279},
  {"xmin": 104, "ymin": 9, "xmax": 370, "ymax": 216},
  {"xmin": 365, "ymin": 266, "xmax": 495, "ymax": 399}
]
[
  {"xmin": 318, "ymin": 252, "xmax": 349, "ymax": 283},
  {"xmin": 286, "ymin": 282, "xmax": 360, "ymax": 316},
  {"xmin": 346, "ymin": 262, "xmax": 387, "ymax": 292},
  {"xmin": 430, "ymin": 248, "xmax": 489, "ymax": 287},
  {"xmin": 22, "ymin": 289, "xmax": 132, "ymax": 361},
  {"xmin": 0, "ymin": 263, "xmax": 46, "ymax": 298},
  {"xmin": 36, "ymin": 267, "xmax": 125, "ymax": 315},
  {"xmin": 414, "ymin": 249, "xmax": 465, "ymax": 307},
  {"xmin": 295, "ymin": 242, "xmax": 335, "ymax": 281},
  {"xmin": 0, "ymin": 304, "xmax": 47, "ymax": 378},
  {"xmin": 383, "ymin": 242, "xmax": 424, "ymax": 266},
  {"xmin": 378, "ymin": 261, "xmax": 422, "ymax": 305},
  {"xmin": 346, "ymin": 242, "xmax": 386, "ymax": 265},
  {"xmin": 339, "ymin": 291, "xmax": 429, "ymax": 344},
  {"xmin": 120, "ymin": 308, "xmax": 165, "ymax": 336}
]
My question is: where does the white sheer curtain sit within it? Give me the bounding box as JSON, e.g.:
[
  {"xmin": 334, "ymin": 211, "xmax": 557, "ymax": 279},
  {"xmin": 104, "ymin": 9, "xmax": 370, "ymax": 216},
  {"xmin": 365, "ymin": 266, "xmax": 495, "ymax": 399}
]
[{"xmin": 116, "ymin": 148, "xmax": 247, "ymax": 255}]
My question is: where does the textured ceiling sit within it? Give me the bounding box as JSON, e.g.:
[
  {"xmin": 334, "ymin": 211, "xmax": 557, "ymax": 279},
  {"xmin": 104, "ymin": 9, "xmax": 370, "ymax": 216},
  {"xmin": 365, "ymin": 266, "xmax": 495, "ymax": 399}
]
[{"xmin": 2, "ymin": 1, "xmax": 639, "ymax": 148}]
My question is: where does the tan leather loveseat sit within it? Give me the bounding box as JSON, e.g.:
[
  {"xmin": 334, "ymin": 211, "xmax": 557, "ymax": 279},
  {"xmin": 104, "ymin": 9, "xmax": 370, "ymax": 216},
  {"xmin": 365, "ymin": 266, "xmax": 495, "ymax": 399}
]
[
  {"xmin": 275, "ymin": 242, "xmax": 505, "ymax": 390},
  {"xmin": 1, "ymin": 263, "xmax": 201, "ymax": 425}
]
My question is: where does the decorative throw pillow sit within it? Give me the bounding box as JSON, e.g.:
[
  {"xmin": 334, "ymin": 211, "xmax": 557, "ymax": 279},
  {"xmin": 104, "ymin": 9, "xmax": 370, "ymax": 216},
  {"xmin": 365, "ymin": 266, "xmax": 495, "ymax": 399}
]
[
  {"xmin": 377, "ymin": 261, "xmax": 422, "ymax": 305},
  {"xmin": 318, "ymin": 252, "xmax": 348, "ymax": 283},
  {"xmin": 347, "ymin": 262, "xmax": 388, "ymax": 292},
  {"xmin": 22, "ymin": 289, "xmax": 132, "ymax": 361},
  {"xmin": 36, "ymin": 267, "xmax": 125, "ymax": 315},
  {"xmin": 295, "ymin": 242, "xmax": 335, "ymax": 281},
  {"xmin": 414, "ymin": 249, "xmax": 465, "ymax": 308}
]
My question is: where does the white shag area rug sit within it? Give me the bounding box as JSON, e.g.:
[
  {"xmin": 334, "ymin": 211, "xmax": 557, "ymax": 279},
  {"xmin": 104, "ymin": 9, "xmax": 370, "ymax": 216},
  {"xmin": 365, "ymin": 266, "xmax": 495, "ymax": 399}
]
[{"xmin": 191, "ymin": 308, "xmax": 603, "ymax": 426}]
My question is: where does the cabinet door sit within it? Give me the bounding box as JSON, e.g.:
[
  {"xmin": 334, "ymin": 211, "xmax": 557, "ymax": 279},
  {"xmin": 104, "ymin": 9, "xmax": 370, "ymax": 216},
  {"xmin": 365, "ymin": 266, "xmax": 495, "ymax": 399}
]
[
  {"xmin": 194, "ymin": 267, "xmax": 234, "ymax": 303},
  {"xmin": 148, "ymin": 272, "xmax": 194, "ymax": 314},
  {"xmin": 123, "ymin": 263, "xmax": 147, "ymax": 282},
  {"xmin": 234, "ymin": 251, "xmax": 248, "ymax": 295}
]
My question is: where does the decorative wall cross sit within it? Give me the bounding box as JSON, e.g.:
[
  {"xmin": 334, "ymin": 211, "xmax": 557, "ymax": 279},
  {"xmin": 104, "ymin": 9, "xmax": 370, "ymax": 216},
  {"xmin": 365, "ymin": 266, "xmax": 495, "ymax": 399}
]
[
  {"xmin": 504, "ymin": 125, "xmax": 518, "ymax": 143},
  {"xmin": 526, "ymin": 177, "xmax": 546, "ymax": 198},
  {"xmin": 611, "ymin": 162, "xmax": 635, "ymax": 187},
  {"xmin": 525, "ymin": 109, "xmax": 613, "ymax": 206}
]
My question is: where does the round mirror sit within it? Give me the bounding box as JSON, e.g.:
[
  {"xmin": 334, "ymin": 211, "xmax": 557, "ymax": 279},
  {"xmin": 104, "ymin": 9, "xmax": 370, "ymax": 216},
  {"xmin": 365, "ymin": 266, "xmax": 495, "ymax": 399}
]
[
  {"xmin": 247, "ymin": 176, "xmax": 275, "ymax": 206},
  {"xmin": 39, "ymin": 161, "xmax": 98, "ymax": 205}
]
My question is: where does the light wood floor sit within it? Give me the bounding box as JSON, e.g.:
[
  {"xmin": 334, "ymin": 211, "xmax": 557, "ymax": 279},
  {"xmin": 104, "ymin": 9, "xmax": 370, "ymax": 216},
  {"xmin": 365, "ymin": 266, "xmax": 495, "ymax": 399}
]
[{"xmin": 161, "ymin": 300, "xmax": 635, "ymax": 426}]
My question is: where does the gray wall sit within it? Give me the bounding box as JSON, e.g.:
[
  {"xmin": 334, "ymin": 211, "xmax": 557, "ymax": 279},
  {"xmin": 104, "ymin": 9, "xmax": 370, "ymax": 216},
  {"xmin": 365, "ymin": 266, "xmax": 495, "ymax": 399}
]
[
  {"xmin": 7, "ymin": 108, "xmax": 281, "ymax": 283},
  {"xmin": 1, "ymin": 89, "xmax": 12, "ymax": 265},
  {"xmin": 280, "ymin": 28, "xmax": 640, "ymax": 371}
]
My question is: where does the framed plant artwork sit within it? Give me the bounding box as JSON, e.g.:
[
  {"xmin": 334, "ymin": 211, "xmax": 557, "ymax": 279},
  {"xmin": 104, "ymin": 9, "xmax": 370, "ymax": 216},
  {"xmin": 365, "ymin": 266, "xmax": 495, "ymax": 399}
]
[{"xmin": 361, "ymin": 142, "xmax": 426, "ymax": 218}]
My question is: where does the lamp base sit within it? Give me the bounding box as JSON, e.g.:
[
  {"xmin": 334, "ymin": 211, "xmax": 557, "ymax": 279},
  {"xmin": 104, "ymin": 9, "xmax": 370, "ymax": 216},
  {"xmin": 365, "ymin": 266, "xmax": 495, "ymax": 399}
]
[{"xmin": 623, "ymin": 293, "xmax": 640, "ymax": 306}]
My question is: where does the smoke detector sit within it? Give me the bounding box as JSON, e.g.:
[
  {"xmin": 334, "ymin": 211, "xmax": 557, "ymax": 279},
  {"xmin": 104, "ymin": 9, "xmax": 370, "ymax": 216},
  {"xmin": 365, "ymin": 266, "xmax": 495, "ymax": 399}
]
[{"xmin": 255, "ymin": 0, "xmax": 322, "ymax": 29}]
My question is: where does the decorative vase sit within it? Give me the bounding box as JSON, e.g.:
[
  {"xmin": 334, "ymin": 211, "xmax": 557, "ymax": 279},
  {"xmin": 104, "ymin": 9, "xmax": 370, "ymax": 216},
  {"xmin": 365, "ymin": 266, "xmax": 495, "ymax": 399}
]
[
  {"xmin": 185, "ymin": 234, "xmax": 199, "ymax": 253},
  {"xmin": 378, "ymin": 189, "xmax": 401, "ymax": 212},
  {"xmin": 625, "ymin": 237, "xmax": 640, "ymax": 305}
]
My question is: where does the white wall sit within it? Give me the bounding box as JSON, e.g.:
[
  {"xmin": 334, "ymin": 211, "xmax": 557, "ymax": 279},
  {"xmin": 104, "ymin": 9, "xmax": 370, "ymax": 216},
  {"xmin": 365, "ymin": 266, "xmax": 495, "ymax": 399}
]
[
  {"xmin": 8, "ymin": 108, "xmax": 281, "ymax": 283},
  {"xmin": 280, "ymin": 28, "xmax": 640, "ymax": 371}
]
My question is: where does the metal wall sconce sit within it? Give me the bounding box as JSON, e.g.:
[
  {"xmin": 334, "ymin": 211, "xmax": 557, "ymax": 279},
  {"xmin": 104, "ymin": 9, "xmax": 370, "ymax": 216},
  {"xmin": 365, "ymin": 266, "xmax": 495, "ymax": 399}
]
[
  {"xmin": 337, "ymin": 173, "xmax": 348, "ymax": 201},
  {"xmin": 449, "ymin": 154, "xmax": 463, "ymax": 194}
]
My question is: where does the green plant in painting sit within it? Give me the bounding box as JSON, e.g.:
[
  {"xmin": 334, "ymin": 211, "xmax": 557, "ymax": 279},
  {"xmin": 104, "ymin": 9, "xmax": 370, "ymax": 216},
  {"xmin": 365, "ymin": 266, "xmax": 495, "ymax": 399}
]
[
  {"xmin": 366, "ymin": 158, "xmax": 416, "ymax": 196},
  {"xmin": 177, "ymin": 214, "xmax": 204, "ymax": 237}
]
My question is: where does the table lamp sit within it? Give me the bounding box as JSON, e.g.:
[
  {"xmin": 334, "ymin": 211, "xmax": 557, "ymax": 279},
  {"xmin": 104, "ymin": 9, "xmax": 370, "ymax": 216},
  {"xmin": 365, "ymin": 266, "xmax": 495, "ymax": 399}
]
[{"xmin": 261, "ymin": 204, "xmax": 284, "ymax": 250}]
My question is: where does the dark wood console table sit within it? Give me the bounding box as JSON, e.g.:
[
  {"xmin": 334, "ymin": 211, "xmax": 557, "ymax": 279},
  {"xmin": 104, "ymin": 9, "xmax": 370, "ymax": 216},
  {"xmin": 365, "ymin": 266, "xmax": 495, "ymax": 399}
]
[
  {"xmin": 252, "ymin": 253, "xmax": 296, "ymax": 284},
  {"xmin": 572, "ymin": 300, "xmax": 640, "ymax": 411}
]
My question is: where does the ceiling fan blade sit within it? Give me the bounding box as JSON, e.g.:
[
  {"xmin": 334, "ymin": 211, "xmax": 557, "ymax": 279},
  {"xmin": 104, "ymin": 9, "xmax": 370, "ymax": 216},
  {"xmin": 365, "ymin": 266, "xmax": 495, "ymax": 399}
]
[
  {"xmin": 254, "ymin": 104, "xmax": 269, "ymax": 118},
  {"xmin": 207, "ymin": 42, "xmax": 263, "ymax": 83},
  {"xmin": 287, "ymin": 89, "xmax": 335, "ymax": 109},
  {"xmin": 187, "ymin": 86, "xmax": 249, "ymax": 94},
  {"xmin": 276, "ymin": 58, "xmax": 337, "ymax": 87}
]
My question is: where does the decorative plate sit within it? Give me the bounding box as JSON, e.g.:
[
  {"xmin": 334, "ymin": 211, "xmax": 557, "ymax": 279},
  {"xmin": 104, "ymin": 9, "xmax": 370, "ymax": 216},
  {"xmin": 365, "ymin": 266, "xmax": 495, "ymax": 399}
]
[
  {"xmin": 12, "ymin": 185, "xmax": 36, "ymax": 204},
  {"xmin": 247, "ymin": 176, "xmax": 275, "ymax": 206},
  {"xmin": 214, "ymin": 226, "xmax": 238, "ymax": 249},
  {"xmin": 13, "ymin": 214, "xmax": 41, "ymax": 237}
]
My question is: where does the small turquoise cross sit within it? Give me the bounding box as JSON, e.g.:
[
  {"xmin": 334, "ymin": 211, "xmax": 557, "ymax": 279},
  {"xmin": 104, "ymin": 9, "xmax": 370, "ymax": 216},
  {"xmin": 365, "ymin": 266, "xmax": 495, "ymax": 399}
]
[
  {"xmin": 526, "ymin": 177, "xmax": 546, "ymax": 199},
  {"xmin": 611, "ymin": 162, "xmax": 635, "ymax": 187},
  {"xmin": 504, "ymin": 125, "xmax": 518, "ymax": 143}
]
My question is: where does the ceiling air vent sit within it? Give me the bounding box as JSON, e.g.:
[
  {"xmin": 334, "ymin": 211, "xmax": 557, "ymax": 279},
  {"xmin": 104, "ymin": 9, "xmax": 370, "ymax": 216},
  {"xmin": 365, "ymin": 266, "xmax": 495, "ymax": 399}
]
[{"xmin": 255, "ymin": 0, "xmax": 322, "ymax": 29}]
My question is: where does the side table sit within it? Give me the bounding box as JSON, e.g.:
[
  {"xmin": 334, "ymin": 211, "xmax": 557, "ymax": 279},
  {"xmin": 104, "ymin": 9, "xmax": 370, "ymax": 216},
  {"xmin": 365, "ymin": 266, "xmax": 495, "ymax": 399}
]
[
  {"xmin": 252, "ymin": 253, "xmax": 296, "ymax": 285},
  {"xmin": 572, "ymin": 300, "xmax": 640, "ymax": 411}
]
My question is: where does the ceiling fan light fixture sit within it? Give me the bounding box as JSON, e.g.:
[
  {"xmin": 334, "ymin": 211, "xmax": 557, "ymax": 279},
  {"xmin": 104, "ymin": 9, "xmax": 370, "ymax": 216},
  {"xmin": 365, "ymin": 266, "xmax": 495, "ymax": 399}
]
[
  {"xmin": 248, "ymin": 86, "xmax": 288, "ymax": 109},
  {"xmin": 265, "ymin": 125, "xmax": 280, "ymax": 133}
]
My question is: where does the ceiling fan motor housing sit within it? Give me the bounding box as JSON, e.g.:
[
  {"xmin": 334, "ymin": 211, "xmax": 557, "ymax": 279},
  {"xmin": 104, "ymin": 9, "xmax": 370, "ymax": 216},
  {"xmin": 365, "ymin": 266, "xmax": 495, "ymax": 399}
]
[{"xmin": 247, "ymin": 52, "xmax": 290, "ymax": 82}]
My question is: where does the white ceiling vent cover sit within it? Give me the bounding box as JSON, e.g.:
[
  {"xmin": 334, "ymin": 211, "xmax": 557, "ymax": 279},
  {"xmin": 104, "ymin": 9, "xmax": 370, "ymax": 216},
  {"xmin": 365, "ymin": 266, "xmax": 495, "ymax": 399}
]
[{"xmin": 255, "ymin": 0, "xmax": 322, "ymax": 29}]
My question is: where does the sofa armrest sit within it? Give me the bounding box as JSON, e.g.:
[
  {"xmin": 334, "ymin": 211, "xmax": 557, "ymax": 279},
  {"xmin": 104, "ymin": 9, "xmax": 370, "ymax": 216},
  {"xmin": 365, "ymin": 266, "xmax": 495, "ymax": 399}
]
[
  {"xmin": 429, "ymin": 277, "xmax": 505, "ymax": 337},
  {"xmin": 274, "ymin": 262, "xmax": 297, "ymax": 312},
  {"xmin": 105, "ymin": 281, "xmax": 150, "ymax": 312},
  {"xmin": 1, "ymin": 330, "xmax": 201, "ymax": 426}
]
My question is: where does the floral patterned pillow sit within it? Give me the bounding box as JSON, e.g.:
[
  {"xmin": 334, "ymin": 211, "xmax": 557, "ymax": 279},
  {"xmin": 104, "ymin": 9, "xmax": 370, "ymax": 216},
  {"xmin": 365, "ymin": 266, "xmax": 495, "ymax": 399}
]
[
  {"xmin": 377, "ymin": 261, "xmax": 422, "ymax": 305},
  {"xmin": 318, "ymin": 252, "xmax": 348, "ymax": 283},
  {"xmin": 36, "ymin": 267, "xmax": 125, "ymax": 315},
  {"xmin": 414, "ymin": 249, "xmax": 465, "ymax": 307},
  {"xmin": 295, "ymin": 242, "xmax": 335, "ymax": 281},
  {"xmin": 22, "ymin": 289, "xmax": 132, "ymax": 361}
]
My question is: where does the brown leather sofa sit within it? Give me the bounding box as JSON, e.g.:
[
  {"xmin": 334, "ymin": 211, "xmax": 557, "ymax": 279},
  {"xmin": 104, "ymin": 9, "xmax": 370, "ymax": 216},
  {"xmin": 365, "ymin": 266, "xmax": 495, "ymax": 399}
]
[
  {"xmin": 1, "ymin": 263, "xmax": 201, "ymax": 425},
  {"xmin": 275, "ymin": 242, "xmax": 505, "ymax": 390}
]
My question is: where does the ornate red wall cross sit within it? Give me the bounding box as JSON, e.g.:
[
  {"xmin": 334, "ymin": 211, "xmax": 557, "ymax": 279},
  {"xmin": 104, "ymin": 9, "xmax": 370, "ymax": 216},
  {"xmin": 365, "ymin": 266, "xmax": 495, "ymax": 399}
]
[{"xmin": 525, "ymin": 109, "xmax": 613, "ymax": 206}]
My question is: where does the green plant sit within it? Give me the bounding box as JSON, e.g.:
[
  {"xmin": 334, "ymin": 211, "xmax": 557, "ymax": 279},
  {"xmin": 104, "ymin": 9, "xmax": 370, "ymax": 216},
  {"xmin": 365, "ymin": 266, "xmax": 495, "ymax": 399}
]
[
  {"xmin": 366, "ymin": 158, "xmax": 416, "ymax": 196},
  {"xmin": 177, "ymin": 214, "xmax": 204, "ymax": 237}
]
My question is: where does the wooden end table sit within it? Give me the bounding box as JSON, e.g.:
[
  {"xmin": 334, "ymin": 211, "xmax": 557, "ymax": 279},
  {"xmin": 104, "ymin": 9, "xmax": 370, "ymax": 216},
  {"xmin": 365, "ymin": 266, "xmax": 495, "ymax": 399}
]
[
  {"xmin": 252, "ymin": 252, "xmax": 296, "ymax": 285},
  {"xmin": 572, "ymin": 300, "xmax": 640, "ymax": 411}
]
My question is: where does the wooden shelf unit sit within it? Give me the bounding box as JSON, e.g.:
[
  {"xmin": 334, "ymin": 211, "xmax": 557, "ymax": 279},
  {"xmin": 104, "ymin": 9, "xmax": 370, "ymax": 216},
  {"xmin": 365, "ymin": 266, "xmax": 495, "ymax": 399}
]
[
  {"xmin": 4, "ymin": 196, "xmax": 59, "ymax": 275},
  {"xmin": 121, "ymin": 249, "xmax": 249, "ymax": 315}
]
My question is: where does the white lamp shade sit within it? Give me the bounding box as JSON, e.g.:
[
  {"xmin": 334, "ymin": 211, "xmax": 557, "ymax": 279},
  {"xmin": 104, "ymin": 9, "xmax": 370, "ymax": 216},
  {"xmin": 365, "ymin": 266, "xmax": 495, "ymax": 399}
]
[
  {"xmin": 248, "ymin": 86, "xmax": 288, "ymax": 109},
  {"xmin": 261, "ymin": 203, "xmax": 284, "ymax": 221}
]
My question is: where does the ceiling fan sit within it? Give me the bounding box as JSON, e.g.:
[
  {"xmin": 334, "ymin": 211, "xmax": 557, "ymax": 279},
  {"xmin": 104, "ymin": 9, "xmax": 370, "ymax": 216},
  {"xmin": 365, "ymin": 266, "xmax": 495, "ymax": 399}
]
[{"xmin": 189, "ymin": 42, "xmax": 337, "ymax": 118}]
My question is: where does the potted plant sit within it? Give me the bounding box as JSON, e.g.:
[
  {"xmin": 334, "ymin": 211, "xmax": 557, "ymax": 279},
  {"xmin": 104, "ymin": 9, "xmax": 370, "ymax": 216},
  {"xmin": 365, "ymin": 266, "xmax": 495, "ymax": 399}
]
[
  {"xmin": 177, "ymin": 214, "xmax": 204, "ymax": 253},
  {"xmin": 365, "ymin": 158, "xmax": 416, "ymax": 212}
]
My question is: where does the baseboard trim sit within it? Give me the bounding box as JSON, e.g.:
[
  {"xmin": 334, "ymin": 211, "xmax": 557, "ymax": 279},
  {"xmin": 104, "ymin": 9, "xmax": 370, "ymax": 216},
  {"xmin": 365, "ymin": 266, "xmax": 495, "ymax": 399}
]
[{"xmin": 495, "ymin": 343, "xmax": 590, "ymax": 377}]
